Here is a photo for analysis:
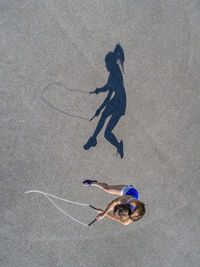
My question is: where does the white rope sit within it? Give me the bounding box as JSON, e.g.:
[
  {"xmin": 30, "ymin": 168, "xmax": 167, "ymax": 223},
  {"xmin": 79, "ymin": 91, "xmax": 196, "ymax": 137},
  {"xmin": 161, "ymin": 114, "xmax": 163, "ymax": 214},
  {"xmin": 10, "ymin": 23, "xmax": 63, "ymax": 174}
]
[
  {"xmin": 25, "ymin": 190, "xmax": 89, "ymax": 206},
  {"xmin": 25, "ymin": 190, "xmax": 89, "ymax": 227}
]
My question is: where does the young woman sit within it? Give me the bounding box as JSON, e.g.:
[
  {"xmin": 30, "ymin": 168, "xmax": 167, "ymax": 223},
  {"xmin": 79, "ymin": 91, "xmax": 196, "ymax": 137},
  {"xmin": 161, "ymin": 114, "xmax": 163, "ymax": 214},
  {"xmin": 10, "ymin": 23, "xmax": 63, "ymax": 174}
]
[
  {"xmin": 83, "ymin": 180, "xmax": 146, "ymax": 225},
  {"xmin": 83, "ymin": 44, "xmax": 126, "ymax": 158}
]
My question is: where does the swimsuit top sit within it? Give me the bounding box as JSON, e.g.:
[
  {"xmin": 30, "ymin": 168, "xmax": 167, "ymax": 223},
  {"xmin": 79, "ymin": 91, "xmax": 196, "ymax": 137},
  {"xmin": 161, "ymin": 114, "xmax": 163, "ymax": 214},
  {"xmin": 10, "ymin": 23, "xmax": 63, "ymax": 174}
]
[{"xmin": 125, "ymin": 197, "xmax": 136, "ymax": 211}]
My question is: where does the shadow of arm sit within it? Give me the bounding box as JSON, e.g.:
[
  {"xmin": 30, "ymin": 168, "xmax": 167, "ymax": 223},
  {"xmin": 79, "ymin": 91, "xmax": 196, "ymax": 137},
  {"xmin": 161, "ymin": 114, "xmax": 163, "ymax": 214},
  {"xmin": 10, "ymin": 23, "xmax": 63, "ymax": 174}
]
[
  {"xmin": 97, "ymin": 89, "xmax": 113, "ymax": 112},
  {"xmin": 98, "ymin": 84, "xmax": 109, "ymax": 93}
]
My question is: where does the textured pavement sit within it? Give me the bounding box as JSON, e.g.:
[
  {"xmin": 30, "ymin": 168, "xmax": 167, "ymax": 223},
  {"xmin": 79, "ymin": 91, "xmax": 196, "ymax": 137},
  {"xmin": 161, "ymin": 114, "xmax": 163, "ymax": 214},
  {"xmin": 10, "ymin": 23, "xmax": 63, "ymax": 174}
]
[{"xmin": 1, "ymin": 1, "xmax": 200, "ymax": 266}]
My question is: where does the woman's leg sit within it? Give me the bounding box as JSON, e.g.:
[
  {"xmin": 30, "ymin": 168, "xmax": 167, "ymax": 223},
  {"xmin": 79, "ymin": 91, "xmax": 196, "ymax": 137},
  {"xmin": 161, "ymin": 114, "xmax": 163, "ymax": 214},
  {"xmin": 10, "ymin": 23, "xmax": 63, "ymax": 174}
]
[{"xmin": 92, "ymin": 182, "xmax": 127, "ymax": 196}]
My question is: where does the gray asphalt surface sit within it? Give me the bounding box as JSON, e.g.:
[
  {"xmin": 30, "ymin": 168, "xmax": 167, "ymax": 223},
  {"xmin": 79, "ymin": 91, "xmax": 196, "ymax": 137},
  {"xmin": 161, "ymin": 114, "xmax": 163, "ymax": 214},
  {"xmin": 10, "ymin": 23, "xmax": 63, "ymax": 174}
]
[{"xmin": 1, "ymin": 1, "xmax": 200, "ymax": 266}]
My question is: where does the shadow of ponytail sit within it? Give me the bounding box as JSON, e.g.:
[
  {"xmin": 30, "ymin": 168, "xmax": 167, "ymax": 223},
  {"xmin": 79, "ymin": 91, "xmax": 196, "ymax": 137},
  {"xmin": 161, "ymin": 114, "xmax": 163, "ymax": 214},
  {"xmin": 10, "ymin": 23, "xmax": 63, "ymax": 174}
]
[{"xmin": 114, "ymin": 43, "xmax": 125, "ymax": 73}]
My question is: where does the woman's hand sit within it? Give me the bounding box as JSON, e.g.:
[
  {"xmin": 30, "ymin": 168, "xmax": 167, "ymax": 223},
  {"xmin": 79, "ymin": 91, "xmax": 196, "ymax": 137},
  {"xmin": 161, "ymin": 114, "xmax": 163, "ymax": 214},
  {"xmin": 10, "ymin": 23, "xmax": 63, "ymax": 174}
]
[
  {"xmin": 96, "ymin": 212, "xmax": 105, "ymax": 220},
  {"xmin": 96, "ymin": 208, "xmax": 104, "ymax": 214}
]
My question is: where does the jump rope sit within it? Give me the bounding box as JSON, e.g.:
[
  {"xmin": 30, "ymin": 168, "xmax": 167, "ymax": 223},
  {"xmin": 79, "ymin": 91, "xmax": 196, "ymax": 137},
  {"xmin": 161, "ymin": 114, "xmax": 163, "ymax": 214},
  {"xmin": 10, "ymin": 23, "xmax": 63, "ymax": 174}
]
[
  {"xmin": 26, "ymin": 84, "xmax": 101, "ymax": 227},
  {"xmin": 25, "ymin": 190, "xmax": 98, "ymax": 227},
  {"xmin": 28, "ymin": 44, "xmax": 125, "ymax": 227},
  {"xmin": 41, "ymin": 82, "xmax": 97, "ymax": 121}
]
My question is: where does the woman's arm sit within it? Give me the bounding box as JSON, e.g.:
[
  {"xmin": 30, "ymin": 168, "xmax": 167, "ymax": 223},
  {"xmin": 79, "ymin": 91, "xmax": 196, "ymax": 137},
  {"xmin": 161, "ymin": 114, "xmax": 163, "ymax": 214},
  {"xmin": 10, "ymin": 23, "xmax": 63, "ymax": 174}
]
[
  {"xmin": 96, "ymin": 197, "xmax": 122, "ymax": 220},
  {"xmin": 103, "ymin": 196, "xmax": 122, "ymax": 215},
  {"xmin": 106, "ymin": 213, "xmax": 133, "ymax": 225}
]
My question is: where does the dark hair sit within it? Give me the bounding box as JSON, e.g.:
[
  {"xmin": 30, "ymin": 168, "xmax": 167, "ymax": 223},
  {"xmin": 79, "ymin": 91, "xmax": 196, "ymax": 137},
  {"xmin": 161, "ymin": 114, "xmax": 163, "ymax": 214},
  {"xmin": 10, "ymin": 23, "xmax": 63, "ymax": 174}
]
[
  {"xmin": 113, "ymin": 204, "xmax": 132, "ymax": 220},
  {"xmin": 114, "ymin": 201, "xmax": 146, "ymax": 222}
]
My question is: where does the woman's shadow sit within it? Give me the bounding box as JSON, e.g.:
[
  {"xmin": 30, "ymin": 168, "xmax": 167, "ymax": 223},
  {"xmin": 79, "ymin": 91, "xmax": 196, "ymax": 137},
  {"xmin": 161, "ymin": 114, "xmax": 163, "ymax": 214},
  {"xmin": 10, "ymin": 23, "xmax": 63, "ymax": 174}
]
[{"xmin": 83, "ymin": 44, "xmax": 126, "ymax": 159}]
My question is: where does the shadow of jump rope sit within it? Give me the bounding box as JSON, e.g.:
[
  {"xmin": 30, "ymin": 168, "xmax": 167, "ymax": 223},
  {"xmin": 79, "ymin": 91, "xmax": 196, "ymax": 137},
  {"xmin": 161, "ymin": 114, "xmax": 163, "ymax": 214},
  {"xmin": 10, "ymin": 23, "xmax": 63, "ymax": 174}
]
[{"xmin": 41, "ymin": 82, "xmax": 93, "ymax": 121}]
